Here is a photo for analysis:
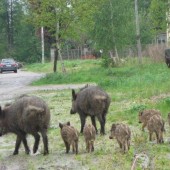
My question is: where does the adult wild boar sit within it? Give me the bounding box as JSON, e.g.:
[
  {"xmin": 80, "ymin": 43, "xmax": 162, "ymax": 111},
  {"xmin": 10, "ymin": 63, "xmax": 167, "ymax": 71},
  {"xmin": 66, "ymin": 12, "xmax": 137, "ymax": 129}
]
[
  {"xmin": 165, "ymin": 48, "xmax": 170, "ymax": 68},
  {"xmin": 109, "ymin": 123, "xmax": 131, "ymax": 153},
  {"xmin": 138, "ymin": 109, "xmax": 161, "ymax": 131},
  {"xmin": 0, "ymin": 95, "xmax": 50, "ymax": 155},
  {"xmin": 70, "ymin": 86, "xmax": 111, "ymax": 135}
]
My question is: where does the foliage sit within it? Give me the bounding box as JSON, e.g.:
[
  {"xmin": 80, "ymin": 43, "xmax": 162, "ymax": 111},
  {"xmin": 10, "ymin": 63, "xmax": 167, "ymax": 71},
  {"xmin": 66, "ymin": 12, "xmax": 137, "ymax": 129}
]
[
  {"xmin": 0, "ymin": 0, "xmax": 41, "ymax": 63},
  {"xmin": 149, "ymin": 0, "xmax": 168, "ymax": 34},
  {"xmin": 91, "ymin": 0, "xmax": 135, "ymax": 53}
]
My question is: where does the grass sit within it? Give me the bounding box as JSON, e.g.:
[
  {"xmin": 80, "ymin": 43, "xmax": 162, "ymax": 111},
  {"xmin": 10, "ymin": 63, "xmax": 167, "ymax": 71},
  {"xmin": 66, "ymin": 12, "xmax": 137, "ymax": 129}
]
[{"xmin": 1, "ymin": 58, "xmax": 170, "ymax": 169}]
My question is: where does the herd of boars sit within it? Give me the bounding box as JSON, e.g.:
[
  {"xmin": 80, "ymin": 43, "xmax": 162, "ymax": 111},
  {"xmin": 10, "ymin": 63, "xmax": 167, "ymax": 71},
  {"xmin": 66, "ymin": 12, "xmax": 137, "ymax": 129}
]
[{"xmin": 0, "ymin": 85, "xmax": 169, "ymax": 155}]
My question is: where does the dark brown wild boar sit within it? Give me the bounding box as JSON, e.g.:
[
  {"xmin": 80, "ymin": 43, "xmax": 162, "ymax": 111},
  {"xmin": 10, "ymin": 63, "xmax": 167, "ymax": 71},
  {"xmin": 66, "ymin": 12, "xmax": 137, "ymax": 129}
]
[
  {"xmin": 70, "ymin": 85, "xmax": 111, "ymax": 135},
  {"xmin": 138, "ymin": 109, "xmax": 161, "ymax": 131},
  {"xmin": 59, "ymin": 122, "xmax": 79, "ymax": 154},
  {"xmin": 83, "ymin": 123, "xmax": 96, "ymax": 152},
  {"xmin": 147, "ymin": 114, "xmax": 165, "ymax": 144},
  {"xmin": 0, "ymin": 95, "xmax": 50, "ymax": 155},
  {"xmin": 109, "ymin": 123, "xmax": 131, "ymax": 153}
]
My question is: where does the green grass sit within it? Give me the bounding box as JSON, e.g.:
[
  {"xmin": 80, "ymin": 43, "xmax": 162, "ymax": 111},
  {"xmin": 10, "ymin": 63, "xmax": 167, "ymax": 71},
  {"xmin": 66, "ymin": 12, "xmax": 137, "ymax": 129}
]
[{"xmin": 1, "ymin": 58, "xmax": 170, "ymax": 169}]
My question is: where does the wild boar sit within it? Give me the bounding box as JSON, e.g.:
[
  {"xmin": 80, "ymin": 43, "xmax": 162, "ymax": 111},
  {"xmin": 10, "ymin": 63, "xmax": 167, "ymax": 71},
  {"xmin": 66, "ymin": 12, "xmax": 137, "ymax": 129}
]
[
  {"xmin": 109, "ymin": 123, "xmax": 131, "ymax": 153},
  {"xmin": 165, "ymin": 49, "xmax": 170, "ymax": 68},
  {"xmin": 168, "ymin": 113, "xmax": 170, "ymax": 126},
  {"xmin": 70, "ymin": 85, "xmax": 111, "ymax": 135},
  {"xmin": 147, "ymin": 114, "xmax": 165, "ymax": 143},
  {"xmin": 0, "ymin": 95, "xmax": 50, "ymax": 155},
  {"xmin": 83, "ymin": 123, "xmax": 96, "ymax": 152},
  {"xmin": 59, "ymin": 122, "xmax": 79, "ymax": 154},
  {"xmin": 138, "ymin": 109, "xmax": 161, "ymax": 131}
]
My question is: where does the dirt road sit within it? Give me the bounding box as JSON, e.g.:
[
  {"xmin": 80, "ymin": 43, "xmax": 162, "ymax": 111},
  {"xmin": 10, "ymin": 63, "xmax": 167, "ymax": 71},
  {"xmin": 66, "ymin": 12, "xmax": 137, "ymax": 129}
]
[{"xmin": 0, "ymin": 70, "xmax": 87, "ymax": 103}]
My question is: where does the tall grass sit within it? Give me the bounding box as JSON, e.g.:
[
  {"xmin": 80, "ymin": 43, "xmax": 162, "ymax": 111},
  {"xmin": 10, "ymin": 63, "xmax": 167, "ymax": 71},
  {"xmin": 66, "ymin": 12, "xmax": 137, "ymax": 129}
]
[{"xmin": 26, "ymin": 58, "xmax": 170, "ymax": 101}]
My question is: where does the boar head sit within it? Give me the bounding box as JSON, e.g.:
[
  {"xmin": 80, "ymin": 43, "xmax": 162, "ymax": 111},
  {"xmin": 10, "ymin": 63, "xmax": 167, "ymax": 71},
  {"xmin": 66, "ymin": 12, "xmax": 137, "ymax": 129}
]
[
  {"xmin": 70, "ymin": 89, "xmax": 77, "ymax": 114},
  {"xmin": 109, "ymin": 124, "xmax": 117, "ymax": 139},
  {"xmin": 0, "ymin": 106, "xmax": 6, "ymax": 136}
]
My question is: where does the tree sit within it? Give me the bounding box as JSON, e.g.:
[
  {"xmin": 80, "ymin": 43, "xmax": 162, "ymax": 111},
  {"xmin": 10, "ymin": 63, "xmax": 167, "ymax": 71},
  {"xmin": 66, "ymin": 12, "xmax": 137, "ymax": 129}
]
[
  {"xmin": 26, "ymin": 0, "xmax": 102, "ymax": 72},
  {"xmin": 0, "ymin": 0, "xmax": 41, "ymax": 62},
  {"xmin": 91, "ymin": 0, "xmax": 135, "ymax": 55}
]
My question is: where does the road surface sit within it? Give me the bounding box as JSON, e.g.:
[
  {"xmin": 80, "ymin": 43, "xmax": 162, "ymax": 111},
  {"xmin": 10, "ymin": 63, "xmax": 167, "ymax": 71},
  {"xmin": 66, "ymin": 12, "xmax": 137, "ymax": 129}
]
[{"xmin": 0, "ymin": 69, "xmax": 88, "ymax": 103}]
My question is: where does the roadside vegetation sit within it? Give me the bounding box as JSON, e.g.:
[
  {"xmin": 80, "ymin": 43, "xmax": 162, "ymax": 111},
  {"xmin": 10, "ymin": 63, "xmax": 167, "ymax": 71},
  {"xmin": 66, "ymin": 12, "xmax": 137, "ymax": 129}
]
[{"xmin": 1, "ymin": 58, "xmax": 170, "ymax": 169}]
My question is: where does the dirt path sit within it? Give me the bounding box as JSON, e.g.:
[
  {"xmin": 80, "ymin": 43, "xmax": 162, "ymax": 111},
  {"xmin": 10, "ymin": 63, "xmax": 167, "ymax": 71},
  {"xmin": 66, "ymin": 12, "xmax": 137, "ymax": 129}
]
[{"xmin": 0, "ymin": 70, "xmax": 89, "ymax": 103}]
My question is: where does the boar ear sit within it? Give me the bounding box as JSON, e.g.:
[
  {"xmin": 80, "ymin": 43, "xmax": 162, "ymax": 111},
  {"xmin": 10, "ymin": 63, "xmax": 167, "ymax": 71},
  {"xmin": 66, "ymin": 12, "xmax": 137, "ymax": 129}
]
[
  {"xmin": 67, "ymin": 121, "xmax": 70, "ymax": 126},
  {"xmin": 85, "ymin": 84, "xmax": 88, "ymax": 88},
  {"xmin": 139, "ymin": 111, "xmax": 143, "ymax": 116},
  {"xmin": 72, "ymin": 89, "xmax": 77, "ymax": 100},
  {"xmin": 111, "ymin": 124, "xmax": 116, "ymax": 130},
  {"xmin": 59, "ymin": 123, "xmax": 63, "ymax": 129}
]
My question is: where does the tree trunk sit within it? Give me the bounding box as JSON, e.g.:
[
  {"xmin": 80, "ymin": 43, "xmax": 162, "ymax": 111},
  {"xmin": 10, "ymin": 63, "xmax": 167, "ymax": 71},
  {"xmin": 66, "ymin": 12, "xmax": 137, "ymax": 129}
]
[
  {"xmin": 41, "ymin": 26, "xmax": 45, "ymax": 64},
  {"xmin": 53, "ymin": 48, "xmax": 58, "ymax": 72},
  {"xmin": 135, "ymin": 0, "xmax": 142, "ymax": 64},
  {"xmin": 54, "ymin": 21, "xmax": 66, "ymax": 73}
]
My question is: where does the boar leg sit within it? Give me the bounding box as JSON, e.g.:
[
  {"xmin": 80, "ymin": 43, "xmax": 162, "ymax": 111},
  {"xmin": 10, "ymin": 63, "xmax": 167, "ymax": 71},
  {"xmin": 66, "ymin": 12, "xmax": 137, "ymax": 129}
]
[
  {"xmin": 80, "ymin": 114, "xmax": 87, "ymax": 133},
  {"xmin": 40, "ymin": 130, "xmax": 49, "ymax": 155},
  {"xmin": 127, "ymin": 140, "xmax": 130, "ymax": 150},
  {"xmin": 32, "ymin": 132, "xmax": 40, "ymax": 154},
  {"xmin": 22, "ymin": 135, "xmax": 30, "ymax": 154},
  {"xmin": 75, "ymin": 141, "xmax": 78, "ymax": 154},
  {"xmin": 117, "ymin": 140, "xmax": 122, "ymax": 149},
  {"xmin": 142, "ymin": 123, "xmax": 146, "ymax": 131},
  {"xmin": 91, "ymin": 141, "xmax": 94, "ymax": 152},
  {"xmin": 149, "ymin": 132, "xmax": 153, "ymax": 141},
  {"xmin": 97, "ymin": 115, "xmax": 105, "ymax": 135},
  {"xmin": 91, "ymin": 116, "xmax": 98, "ymax": 134},
  {"xmin": 64, "ymin": 141, "xmax": 70, "ymax": 153},
  {"xmin": 159, "ymin": 132, "xmax": 164, "ymax": 143},
  {"xmin": 13, "ymin": 135, "xmax": 22, "ymax": 155},
  {"xmin": 155, "ymin": 132, "xmax": 159, "ymax": 144}
]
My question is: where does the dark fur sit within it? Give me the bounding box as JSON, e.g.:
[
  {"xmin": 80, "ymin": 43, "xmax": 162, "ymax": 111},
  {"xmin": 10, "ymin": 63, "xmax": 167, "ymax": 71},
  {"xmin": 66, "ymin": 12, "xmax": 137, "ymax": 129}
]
[
  {"xmin": 70, "ymin": 86, "xmax": 111, "ymax": 134},
  {"xmin": 83, "ymin": 123, "xmax": 96, "ymax": 152},
  {"xmin": 109, "ymin": 123, "xmax": 131, "ymax": 153},
  {"xmin": 59, "ymin": 122, "xmax": 79, "ymax": 154},
  {"xmin": 0, "ymin": 95, "xmax": 50, "ymax": 155},
  {"xmin": 165, "ymin": 54, "xmax": 170, "ymax": 68}
]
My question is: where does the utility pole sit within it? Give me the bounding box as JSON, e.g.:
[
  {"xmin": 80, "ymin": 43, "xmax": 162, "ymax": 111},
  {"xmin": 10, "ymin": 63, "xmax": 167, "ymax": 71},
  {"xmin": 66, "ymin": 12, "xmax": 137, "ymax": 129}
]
[
  {"xmin": 41, "ymin": 26, "xmax": 45, "ymax": 64},
  {"xmin": 135, "ymin": 0, "xmax": 142, "ymax": 64}
]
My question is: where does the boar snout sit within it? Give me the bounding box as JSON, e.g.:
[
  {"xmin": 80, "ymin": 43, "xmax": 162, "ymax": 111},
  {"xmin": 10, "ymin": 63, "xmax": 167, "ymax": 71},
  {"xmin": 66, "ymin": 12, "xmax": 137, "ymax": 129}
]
[
  {"xmin": 70, "ymin": 109, "xmax": 76, "ymax": 114},
  {"xmin": 109, "ymin": 136, "xmax": 113, "ymax": 139}
]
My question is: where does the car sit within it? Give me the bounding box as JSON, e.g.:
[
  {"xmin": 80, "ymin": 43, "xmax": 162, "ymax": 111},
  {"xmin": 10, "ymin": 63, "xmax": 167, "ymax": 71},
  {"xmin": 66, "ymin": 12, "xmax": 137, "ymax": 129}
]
[{"xmin": 0, "ymin": 58, "xmax": 18, "ymax": 73}]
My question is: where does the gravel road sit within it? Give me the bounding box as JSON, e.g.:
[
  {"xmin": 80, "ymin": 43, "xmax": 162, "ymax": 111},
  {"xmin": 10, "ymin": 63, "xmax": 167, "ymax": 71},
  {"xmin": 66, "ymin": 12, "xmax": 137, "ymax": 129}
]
[{"xmin": 0, "ymin": 69, "xmax": 88, "ymax": 103}]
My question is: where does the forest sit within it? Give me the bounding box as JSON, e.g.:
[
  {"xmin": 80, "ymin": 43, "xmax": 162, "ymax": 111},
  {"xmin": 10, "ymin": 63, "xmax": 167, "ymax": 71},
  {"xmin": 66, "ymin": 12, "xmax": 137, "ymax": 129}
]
[{"xmin": 0, "ymin": 0, "xmax": 168, "ymax": 64}]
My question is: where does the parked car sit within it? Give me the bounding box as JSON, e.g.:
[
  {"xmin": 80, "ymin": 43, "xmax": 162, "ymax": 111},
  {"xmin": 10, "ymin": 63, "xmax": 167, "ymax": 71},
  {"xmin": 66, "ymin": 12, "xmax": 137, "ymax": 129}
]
[{"xmin": 0, "ymin": 58, "xmax": 18, "ymax": 73}]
